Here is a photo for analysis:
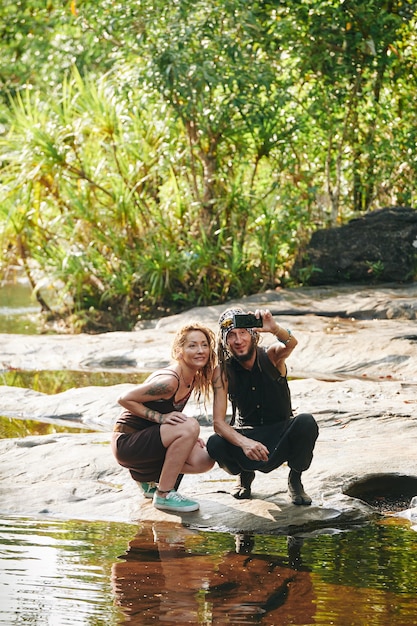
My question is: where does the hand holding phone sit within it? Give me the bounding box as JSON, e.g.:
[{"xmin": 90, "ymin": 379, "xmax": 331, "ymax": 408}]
[{"xmin": 233, "ymin": 313, "xmax": 263, "ymax": 328}]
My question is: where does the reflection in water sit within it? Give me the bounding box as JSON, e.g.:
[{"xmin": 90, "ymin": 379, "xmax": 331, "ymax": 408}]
[
  {"xmin": 0, "ymin": 370, "xmax": 146, "ymax": 395},
  {"xmin": 0, "ymin": 516, "xmax": 134, "ymax": 626},
  {"xmin": 0, "ymin": 415, "xmax": 94, "ymax": 439},
  {"xmin": 1, "ymin": 516, "xmax": 417, "ymax": 625},
  {"xmin": 112, "ymin": 523, "xmax": 315, "ymax": 624},
  {"xmin": 0, "ymin": 282, "xmax": 41, "ymax": 334},
  {"xmin": 112, "ymin": 521, "xmax": 417, "ymax": 625}
]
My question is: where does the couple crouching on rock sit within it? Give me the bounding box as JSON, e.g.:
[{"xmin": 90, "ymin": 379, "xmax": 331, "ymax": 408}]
[{"xmin": 111, "ymin": 308, "xmax": 319, "ymax": 513}]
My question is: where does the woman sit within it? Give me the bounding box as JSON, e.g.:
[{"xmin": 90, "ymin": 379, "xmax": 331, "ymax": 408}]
[{"xmin": 111, "ymin": 322, "xmax": 216, "ymax": 513}]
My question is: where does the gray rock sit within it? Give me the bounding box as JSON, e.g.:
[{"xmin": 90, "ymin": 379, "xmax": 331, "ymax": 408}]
[
  {"xmin": 0, "ymin": 283, "xmax": 416, "ymax": 534},
  {"xmin": 292, "ymin": 206, "xmax": 417, "ymax": 285}
]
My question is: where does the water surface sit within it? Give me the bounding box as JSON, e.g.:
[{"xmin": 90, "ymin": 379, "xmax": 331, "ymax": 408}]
[
  {"xmin": 0, "ymin": 517, "xmax": 134, "ymax": 626},
  {"xmin": 1, "ymin": 516, "xmax": 416, "ymax": 625},
  {"xmin": 0, "ymin": 282, "xmax": 41, "ymax": 334}
]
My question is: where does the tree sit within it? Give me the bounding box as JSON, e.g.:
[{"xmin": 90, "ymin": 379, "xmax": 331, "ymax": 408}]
[{"xmin": 1, "ymin": 0, "xmax": 416, "ymax": 330}]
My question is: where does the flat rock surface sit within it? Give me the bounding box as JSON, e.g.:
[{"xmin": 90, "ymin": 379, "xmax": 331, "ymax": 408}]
[{"xmin": 1, "ymin": 283, "xmax": 416, "ymax": 534}]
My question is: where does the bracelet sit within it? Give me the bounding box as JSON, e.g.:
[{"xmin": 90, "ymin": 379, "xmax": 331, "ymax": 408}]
[{"xmin": 275, "ymin": 328, "xmax": 292, "ymax": 345}]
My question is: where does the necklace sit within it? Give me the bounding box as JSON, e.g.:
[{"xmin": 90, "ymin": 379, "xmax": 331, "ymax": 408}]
[{"xmin": 180, "ymin": 368, "xmax": 194, "ymax": 389}]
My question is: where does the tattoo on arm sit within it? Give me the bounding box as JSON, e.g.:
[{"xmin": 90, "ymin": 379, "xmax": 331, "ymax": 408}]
[
  {"xmin": 144, "ymin": 408, "xmax": 161, "ymax": 423},
  {"xmin": 212, "ymin": 371, "xmax": 226, "ymax": 390},
  {"xmin": 147, "ymin": 380, "xmax": 173, "ymax": 397},
  {"xmin": 142, "ymin": 376, "xmax": 175, "ymax": 423}
]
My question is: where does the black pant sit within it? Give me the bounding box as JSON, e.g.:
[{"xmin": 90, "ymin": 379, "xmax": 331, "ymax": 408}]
[{"xmin": 206, "ymin": 413, "xmax": 318, "ymax": 475}]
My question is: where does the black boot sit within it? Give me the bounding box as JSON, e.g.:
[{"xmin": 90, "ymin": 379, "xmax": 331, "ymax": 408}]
[
  {"xmin": 288, "ymin": 469, "xmax": 312, "ymax": 505},
  {"xmin": 232, "ymin": 471, "xmax": 255, "ymax": 500},
  {"xmin": 235, "ymin": 533, "xmax": 255, "ymax": 554}
]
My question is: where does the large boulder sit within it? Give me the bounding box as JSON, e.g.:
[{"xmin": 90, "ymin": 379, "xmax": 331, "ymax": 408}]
[{"xmin": 292, "ymin": 206, "xmax": 417, "ymax": 285}]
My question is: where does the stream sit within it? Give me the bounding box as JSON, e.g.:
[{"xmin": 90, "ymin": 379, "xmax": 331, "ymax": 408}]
[{"xmin": 1, "ymin": 515, "xmax": 416, "ymax": 625}]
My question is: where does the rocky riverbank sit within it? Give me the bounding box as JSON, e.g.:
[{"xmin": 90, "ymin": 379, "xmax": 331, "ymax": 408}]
[{"xmin": 1, "ymin": 283, "xmax": 416, "ymax": 534}]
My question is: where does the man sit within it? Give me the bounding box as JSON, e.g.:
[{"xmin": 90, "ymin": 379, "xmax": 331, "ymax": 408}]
[{"xmin": 206, "ymin": 307, "xmax": 318, "ymax": 504}]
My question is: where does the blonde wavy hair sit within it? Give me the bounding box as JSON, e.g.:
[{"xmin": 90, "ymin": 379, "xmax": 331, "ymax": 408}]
[{"xmin": 171, "ymin": 322, "xmax": 217, "ymax": 401}]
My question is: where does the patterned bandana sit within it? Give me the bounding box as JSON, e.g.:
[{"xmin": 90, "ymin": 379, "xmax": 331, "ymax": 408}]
[{"xmin": 218, "ymin": 307, "xmax": 258, "ymax": 347}]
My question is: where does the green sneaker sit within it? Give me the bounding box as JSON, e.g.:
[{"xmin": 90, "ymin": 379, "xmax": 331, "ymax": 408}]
[
  {"xmin": 152, "ymin": 490, "xmax": 199, "ymax": 513},
  {"xmin": 139, "ymin": 482, "xmax": 157, "ymax": 498}
]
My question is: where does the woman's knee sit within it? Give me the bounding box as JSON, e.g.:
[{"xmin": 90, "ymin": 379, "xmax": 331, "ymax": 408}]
[
  {"xmin": 185, "ymin": 416, "xmax": 200, "ymax": 436},
  {"xmin": 175, "ymin": 416, "xmax": 200, "ymax": 440},
  {"xmin": 160, "ymin": 416, "xmax": 200, "ymax": 447}
]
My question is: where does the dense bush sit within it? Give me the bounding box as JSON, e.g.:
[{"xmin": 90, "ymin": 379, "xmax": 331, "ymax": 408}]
[{"xmin": 0, "ymin": 0, "xmax": 416, "ymax": 330}]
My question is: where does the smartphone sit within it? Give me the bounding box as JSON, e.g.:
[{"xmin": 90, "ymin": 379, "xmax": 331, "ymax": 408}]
[{"xmin": 233, "ymin": 313, "xmax": 263, "ymax": 328}]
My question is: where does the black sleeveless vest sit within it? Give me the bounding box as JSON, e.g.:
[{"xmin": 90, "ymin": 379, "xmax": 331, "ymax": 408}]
[{"xmin": 226, "ymin": 347, "xmax": 293, "ymax": 427}]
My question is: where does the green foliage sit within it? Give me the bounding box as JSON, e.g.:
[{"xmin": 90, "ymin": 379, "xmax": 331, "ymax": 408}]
[
  {"xmin": 0, "ymin": 0, "xmax": 416, "ymax": 330},
  {"xmin": 365, "ymin": 259, "xmax": 385, "ymax": 281}
]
